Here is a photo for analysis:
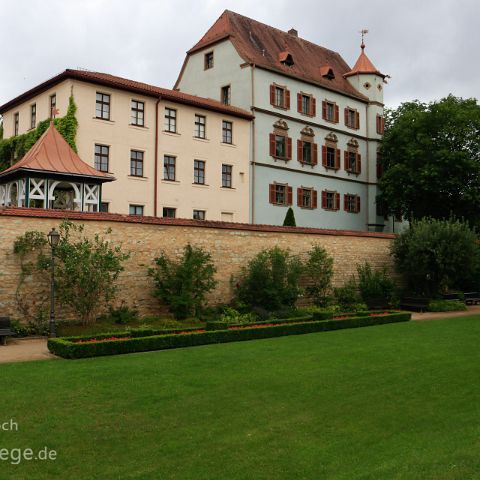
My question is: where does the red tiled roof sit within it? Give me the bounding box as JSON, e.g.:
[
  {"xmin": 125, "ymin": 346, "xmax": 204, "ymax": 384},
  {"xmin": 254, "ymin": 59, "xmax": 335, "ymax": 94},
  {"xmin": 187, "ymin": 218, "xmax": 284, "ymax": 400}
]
[
  {"xmin": 0, "ymin": 69, "xmax": 254, "ymax": 120},
  {"xmin": 344, "ymin": 45, "xmax": 385, "ymax": 78},
  {"xmin": 181, "ymin": 10, "xmax": 369, "ymax": 102},
  {"xmin": 0, "ymin": 206, "xmax": 396, "ymax": 239},
  {"xmin": 0, "ymin": 123, "xmax": 114, "ymax": 181}
]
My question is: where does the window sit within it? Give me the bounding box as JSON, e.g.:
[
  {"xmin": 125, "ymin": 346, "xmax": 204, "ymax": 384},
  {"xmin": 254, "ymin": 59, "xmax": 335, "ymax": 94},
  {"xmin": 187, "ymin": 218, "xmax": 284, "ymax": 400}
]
[
  {"xmin": 164, "ymin": 108, "xmax": 177, "ymax": 132},
  {"xmin": 345, "ymin": 108, "xmax": 359, "ymax": 129},
  {"xmin": 269, "ymin": 84, "xmax": 290, "ymax": 109},
  {"xmin": 193, "ymin": 210, "xmax": 206, "ymax": 220},
  {"xmin": 297, "ymin": 187, "xmax": 317, "ymax": 209},
  {"xmin": 92, "ymin": 202, "xmax": 109, "ymax": 213},
  {"xmin": 344, "ymin": 194, "xmax": 360, "ymax": 213},
  {"xmin": 30, "ymin": 104, "xmax": 36, "ymax": 129},
  {"xmin": 131, "ymin": 100, "xmax": 144, "ymax": 126},
  {"xmin": 194, "ymin": 160, "xmax": 205, "ymax": 184},
  {"xmin": 269, "ymin": 133, "xmax": 292, "ymax": 160},
  {"xmin": 14, "ymin": 113, "xmax": 19, "ymax": 136},
  {"xmin": 130, "ymin": 150, "xmax": 144, "ymax": 177},
  {"xmin": 163, "ymin": 155, "xmax": 176, "ymax": 181},
  {"xmin": 376, "ymin": 152, "xmax": 383, "ymax": 179},
  {"xmin": 163, "ymin": 207, "xmax": 176, "ymax": 218},
  {"xmin": 222, "ymin": 164, "xmax": 232, "ymax": 188},
  {"xmin": 194, "ymin": 114, "xmax": 206, "ymax": 139},
  {"xmin": 129, "ymin": 205, "xmax": 144, "ymax": 216},
  {"xmin": 321, "ymin": 145, "xmax": 339, "ymax": 169},
  {"xmin": 221, "ymin": 85, "xmax": 231, "ymax": 105},
  {"xmin": 376, "ymin": 114, "xmax": 385, "ymax": 134},
  {"xmin": 297, "ymin": 140, "xmax": 317, "ymax": 165},
  {"xmin": 49, "ymin": 94, "xmax": 56, "ymax": 118},
  {"xmin": 322, "ymin": 100, "xmax": 339, "ymax": 123},
  {"xmin": 344, "ymin": 151, "xmax": 361, "ymax": 174},
  {"xmin": 297, "ymin": 93, "xmax": 316, "ymax": 116},
  {"xmin": 94, "ymin": 144, "xmax": 110, "ymax": 172},
  {"xmin": 222, "ymin": 121, "xmax": 233, "ymax": 144},
  {"xmin": 204, "ymin": 52, "xmax": 214, "ymax": 69},
  {"xmin": 268, "ymin": 183, "xmax": 292, "ymax": 206},
  {"xmin": 96, "ymin": 92, "xmax": 110, "ymax": 120},
  {"xmin": 321, "ymin": 191, "xmax": 340, "ymax": 211}
]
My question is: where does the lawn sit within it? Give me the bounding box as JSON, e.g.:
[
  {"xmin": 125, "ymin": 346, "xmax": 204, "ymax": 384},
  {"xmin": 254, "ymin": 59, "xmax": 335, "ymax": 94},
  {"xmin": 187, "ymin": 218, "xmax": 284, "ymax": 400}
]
[{"xmin": 1, "ymin": 316, "xmax": 480, "ymax": 479}]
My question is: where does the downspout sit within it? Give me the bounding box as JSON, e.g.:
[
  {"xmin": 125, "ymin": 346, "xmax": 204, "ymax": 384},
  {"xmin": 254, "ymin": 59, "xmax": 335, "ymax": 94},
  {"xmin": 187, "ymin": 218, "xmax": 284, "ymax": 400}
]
[
  {"xmin": 154, "ymin": 96, "xmax": 161, "ymax": 217},
  {"xmin": 250, "ymin": 64, "xmax": 256, "ymax": 224}
]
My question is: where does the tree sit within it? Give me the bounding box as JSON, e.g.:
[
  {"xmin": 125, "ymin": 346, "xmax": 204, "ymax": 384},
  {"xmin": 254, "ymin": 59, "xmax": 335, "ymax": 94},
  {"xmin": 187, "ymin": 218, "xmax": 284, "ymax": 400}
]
[
  {"xmin": 149, "ymin": 244, "xmax": 217, "ymax": 320},
  {"xmin": 378, "ymin": 96, "xmax": 480, "ymax": 225},
  {"xmin": 283, "ymin": 207, "xmax": 296, "ymax": 226},
  {"xmin": 303, "ymin": 245, "xmax": 334, "ymax": 306}
]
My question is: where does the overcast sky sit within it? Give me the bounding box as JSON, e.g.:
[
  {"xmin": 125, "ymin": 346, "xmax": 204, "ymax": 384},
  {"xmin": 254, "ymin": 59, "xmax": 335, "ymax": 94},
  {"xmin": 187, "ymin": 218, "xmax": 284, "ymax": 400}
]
[{"xmin": 0, "ymin": 0, "xmax": 478, "ymax": 109}]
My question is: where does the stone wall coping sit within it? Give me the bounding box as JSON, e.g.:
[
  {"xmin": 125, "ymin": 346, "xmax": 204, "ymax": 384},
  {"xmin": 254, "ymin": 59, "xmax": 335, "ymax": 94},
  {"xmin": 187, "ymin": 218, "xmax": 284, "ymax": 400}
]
[{"xmin": 0, "ymin": 207, "xmax": 396, "ymax": 239}]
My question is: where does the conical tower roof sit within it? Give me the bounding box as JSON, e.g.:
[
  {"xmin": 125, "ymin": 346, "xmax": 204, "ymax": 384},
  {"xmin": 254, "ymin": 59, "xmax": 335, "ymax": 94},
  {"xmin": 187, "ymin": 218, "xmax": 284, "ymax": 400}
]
[{"xmin": 344, "ymin": 43, "xmax": 385, "ymax": 78}]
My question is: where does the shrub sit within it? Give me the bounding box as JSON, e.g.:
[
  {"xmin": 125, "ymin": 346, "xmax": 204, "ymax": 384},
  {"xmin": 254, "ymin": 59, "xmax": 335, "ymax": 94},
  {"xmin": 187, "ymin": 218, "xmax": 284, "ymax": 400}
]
[
  {"xmin": 283, "ymin": 207, "xmax": 296, "ymax": 226},
  {"xmin": 149, "ymin": 244, "xmax": 217, "ymax": 320},
  {"xmin": 106, "ymin": 303, "xmax": 139, "ymax": 325},
  {"xmin": 333, "ymin": 277, "xmax": 363, "ymax": 311},
  {"xmin": 427, "ymin": 300, "xmax": 467, "ymax": 312},
  {"xmin": 219, "ymin": 307, "xmax": 257, "ymax": 324},
  {"xmin": 234, "ymin": 246, "xmax": 303, "ymax": 311},
  {"xmin": 356, "ymin": 262, "xmax": 396, "ymax": 307},
  {"xmin": 392, "ymin": 218, "xmax": 480, "ymax": 297},
  {"xmin": 303, "ymin": 245, "xmax": 334, "ymax": 306}
]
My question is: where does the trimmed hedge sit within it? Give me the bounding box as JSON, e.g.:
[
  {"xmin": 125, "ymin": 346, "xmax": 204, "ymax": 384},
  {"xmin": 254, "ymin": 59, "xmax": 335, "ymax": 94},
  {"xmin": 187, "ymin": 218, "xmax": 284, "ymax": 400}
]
[{"xmin": 48, "ymin": 312, "xmax": 411, "ymax": 359}]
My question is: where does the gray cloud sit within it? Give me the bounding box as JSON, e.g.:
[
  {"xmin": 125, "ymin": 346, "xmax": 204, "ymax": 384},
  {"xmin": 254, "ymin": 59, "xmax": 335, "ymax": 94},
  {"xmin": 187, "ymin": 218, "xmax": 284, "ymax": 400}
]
[{"xmin": 0, "ymin": 0, "xmax": 478, "ymax": 108}]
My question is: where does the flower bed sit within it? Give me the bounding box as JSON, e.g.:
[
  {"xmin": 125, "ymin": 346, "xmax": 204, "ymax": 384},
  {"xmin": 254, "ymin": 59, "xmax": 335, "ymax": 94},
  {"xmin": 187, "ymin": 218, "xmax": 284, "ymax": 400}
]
[{"xmin": 48, "ymin": 311, "xmax": 411, "ymax": 359}]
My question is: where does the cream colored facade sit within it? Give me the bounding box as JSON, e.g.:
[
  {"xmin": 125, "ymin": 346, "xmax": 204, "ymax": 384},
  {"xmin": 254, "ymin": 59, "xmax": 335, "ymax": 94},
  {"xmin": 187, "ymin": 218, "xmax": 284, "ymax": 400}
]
[{"xmin": 1, "ymin": 76, "xmax": 251, "ymax": 222}]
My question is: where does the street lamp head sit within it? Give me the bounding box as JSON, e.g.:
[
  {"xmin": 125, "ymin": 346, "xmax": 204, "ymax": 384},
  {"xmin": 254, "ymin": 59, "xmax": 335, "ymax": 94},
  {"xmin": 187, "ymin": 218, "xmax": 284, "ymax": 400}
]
[{"xmin": 47, "ymin": 228, "xmax": 61, "ymax": 248}]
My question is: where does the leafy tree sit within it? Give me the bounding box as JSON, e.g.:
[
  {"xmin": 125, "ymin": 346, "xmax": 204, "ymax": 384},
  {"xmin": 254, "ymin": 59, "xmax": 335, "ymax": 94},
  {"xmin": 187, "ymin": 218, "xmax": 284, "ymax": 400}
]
[
  {"xmin": 391, "ymin": 217, "xmax": 480, "ymax": 297},
  {"xmin": 149, "ymin": 244, "xmax": 217, "ymax": 320},
  {"xmin": 234, "ymin": 246, "xmax": 303, "ymax": 311},
  {"xmin": 303, "ymin": 245, "xmax": 334, "ymax": 306},
  {"xmin": 356, "ymin": 262, "xmax": 396, "ymax": 306},
  {"xmin": 379, "ymin": 95, "xmax": 480, "ymax": 225},
  {"xmin": 283, "ymin": 207, "xmax": 296, "ymax": 226}
]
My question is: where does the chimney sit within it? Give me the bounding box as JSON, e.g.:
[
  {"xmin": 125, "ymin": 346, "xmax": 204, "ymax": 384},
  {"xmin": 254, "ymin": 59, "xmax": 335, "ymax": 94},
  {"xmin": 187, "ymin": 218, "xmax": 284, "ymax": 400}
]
[{"xmin": 288, "ymin": 28, "xmax": 298, "ymax": 37}]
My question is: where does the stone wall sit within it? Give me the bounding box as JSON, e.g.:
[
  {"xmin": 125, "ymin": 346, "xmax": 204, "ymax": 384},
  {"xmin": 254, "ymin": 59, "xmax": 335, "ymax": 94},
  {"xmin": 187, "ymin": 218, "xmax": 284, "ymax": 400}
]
[{"xmin": 0, "ymin": 208, "xmax": 396, "ymax": 321}]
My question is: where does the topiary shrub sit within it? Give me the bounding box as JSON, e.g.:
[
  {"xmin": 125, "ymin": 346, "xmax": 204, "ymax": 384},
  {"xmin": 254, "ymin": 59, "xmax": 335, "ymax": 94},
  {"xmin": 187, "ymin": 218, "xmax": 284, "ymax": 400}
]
[
  {"xmin": 303, "ymin": 245, "xmax": 334, "ymax": 307},
  {"xmin": 283, "ymin": 207, "xmax": 296, "ymax": 226}
]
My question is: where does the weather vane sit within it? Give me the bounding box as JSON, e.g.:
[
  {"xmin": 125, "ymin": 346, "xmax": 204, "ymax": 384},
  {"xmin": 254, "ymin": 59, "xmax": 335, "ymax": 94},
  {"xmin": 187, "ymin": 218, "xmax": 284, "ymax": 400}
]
[{"xmin": 359, "ymin": 29, "xmax": 369, "ymax": 49}]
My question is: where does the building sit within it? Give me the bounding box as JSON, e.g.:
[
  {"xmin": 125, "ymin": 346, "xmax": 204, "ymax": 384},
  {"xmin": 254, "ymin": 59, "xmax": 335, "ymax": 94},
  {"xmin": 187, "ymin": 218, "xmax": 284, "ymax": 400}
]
[
  {"xmin": 0, "ymin": 69, "xmax": 252, "ymax": 222},
  {"xmin": 175, "ymin": 10, "xmax": 398, "ymax": 232}
]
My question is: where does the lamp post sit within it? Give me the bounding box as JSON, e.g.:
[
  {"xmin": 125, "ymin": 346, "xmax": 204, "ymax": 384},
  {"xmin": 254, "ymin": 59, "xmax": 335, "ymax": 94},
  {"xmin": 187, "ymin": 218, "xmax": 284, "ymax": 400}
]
[{"xmin": 47, "ymin": 228, "xmax": 60, "ymax": 337}]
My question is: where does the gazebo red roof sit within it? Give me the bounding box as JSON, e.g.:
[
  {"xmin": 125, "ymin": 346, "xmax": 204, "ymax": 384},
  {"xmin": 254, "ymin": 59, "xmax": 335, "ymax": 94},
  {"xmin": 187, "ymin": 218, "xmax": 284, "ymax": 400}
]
[{"xmin": 0, "ymin": 123, "xmax": 114, "ymax": 182}]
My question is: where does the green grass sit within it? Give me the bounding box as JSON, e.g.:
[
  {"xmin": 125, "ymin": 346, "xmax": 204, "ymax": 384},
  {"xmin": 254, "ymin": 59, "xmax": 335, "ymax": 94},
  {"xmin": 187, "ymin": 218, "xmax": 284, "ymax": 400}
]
[{"xmin": 2, "ymin": 316, "xmax": 480, "ymax": 479}]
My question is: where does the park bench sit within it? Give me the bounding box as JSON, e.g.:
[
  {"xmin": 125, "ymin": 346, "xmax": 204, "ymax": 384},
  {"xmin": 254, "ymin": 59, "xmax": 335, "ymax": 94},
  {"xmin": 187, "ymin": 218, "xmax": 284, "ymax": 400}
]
[
  {"xmin": 464, "ymin": 292, "xmax": 480, "ymax": 305},
  {"xmin": 441, "ymin": 293, "xmax": 463, "ymax": 302},
  {"xmin": 0, "ymin": 317, "xmax": 13, "ymax": 345},
  {"xmin": 400, "ymin": 297, "xmax": 430, "ymax": 312}
]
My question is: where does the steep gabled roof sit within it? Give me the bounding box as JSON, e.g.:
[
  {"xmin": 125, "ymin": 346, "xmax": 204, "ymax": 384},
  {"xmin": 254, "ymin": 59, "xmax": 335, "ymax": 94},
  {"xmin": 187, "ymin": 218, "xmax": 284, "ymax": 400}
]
[
  {"xmin": 181, "ymin": 10, "xmax": 368, "ymax": 102},
  {"xmin": 0, "ymin": 123, "xmax": 114, "ymax": 181},
  {"xmin": 0, "ymin": 69, "xmax": 254, "ymax": 120},
  {"xmin": 344, "ymin": 44, "xmax": 386, "ymax": 78}
]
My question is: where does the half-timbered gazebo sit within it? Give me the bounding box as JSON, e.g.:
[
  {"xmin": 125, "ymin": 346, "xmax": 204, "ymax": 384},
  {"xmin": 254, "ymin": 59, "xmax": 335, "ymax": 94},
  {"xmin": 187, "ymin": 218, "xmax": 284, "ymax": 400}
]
[{"xmin": 0, "ymin": 123, "xmax": 114, "ymax": 211}]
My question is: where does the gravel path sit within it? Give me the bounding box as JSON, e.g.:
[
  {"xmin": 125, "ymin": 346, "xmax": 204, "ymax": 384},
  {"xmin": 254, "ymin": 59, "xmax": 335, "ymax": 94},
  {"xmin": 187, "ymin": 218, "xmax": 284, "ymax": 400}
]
[{"xmin": 0, "ymin": 338, "xmax": 55, "ymax": 364}]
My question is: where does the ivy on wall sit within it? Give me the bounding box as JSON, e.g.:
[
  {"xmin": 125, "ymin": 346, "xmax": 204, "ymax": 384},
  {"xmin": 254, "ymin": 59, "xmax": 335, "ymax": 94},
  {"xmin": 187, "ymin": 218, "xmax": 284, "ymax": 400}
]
[{"xmin": 0, "ymin": 95, "xmax": 78, "ymax": 172}]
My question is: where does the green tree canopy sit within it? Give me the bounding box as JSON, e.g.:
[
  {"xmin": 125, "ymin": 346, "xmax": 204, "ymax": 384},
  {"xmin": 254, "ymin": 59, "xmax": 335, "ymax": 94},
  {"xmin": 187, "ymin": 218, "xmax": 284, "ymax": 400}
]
[{"xmin": 379, "ymin": 95, "xmax": 480, "ymax": 225}]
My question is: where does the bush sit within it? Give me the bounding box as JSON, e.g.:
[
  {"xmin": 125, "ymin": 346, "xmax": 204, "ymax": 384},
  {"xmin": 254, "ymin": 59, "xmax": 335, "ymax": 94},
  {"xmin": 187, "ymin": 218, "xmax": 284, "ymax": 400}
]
[
  {"xmin": 427, "ymin": 300, "xmax": 467, "ymax": 312},
  {"xmin": 303, "ymin": 245, "xmax": 334, "ymax": 307},
  {"xmin": 149, "ymin": 244, "xmax": 217, "ymax": 320},
  {"xmin": 106, "ymin": 303, "xmax": 139, "ymax": 325},
  {"xmin": 392, "ymin": 218, "xmax": 480, "ymax": 297},
  {"xmin": 283, "ymin": 207, "xmax": 296, "ymax": 226},
  {"xmin": 333, "ymin": 278, "xmax": 363, "ymax": 311},
  {"xmin": 233, "ymin": 246, "xmax": 303, "ymax": 311},
  {"xmin": 356, "ymin": 262, "xmax": 396, "ymax": 307}
]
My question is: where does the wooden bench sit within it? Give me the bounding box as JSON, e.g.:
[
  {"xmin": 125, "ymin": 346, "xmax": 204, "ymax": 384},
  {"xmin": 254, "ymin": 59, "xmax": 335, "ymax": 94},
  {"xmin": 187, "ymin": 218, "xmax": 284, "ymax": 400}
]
[
  {"xmin": 464, "ymin": 292, "xmax": 480, "ymax": 305},
  {"xmin": 441, "ymin": 293, "xmax": 463, "ymax": 301},
  {"xmin": 400, "ymin": 297, "xmax": 430, "ymax": 312},
  {"xmin": 0, "ymin": 317, "xmax": 13, "ymax": 346}
]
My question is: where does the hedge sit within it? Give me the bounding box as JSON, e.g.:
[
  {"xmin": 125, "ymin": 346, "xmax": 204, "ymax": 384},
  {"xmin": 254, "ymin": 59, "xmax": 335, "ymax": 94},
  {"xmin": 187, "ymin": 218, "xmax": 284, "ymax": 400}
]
[{"xmin": 48, "ymin": 312, "xmax": 411, "ymax": 359}]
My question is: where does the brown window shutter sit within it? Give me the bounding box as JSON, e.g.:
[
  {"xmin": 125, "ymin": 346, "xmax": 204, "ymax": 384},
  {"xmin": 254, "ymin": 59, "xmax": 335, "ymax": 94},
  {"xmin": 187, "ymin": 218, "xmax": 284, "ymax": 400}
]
[
  {"xmin": 356, "ymin": 196, "xmax": 361, "ymax": 213},
  {"xmin": 335, "ymin": 192, "xmax": 340, "ymax": 210},
  {"xmin": 356, "ymin": 153, "xmax": 361, "ymax": 174},
  {"xmin": 311, "ymin": 97, "xmax": 316, "ymax": 116},
  {"xmin": 322, "ymin": 101, "xmax": 327, "ymax": 120},
  {"xmin": 286, "ymin": 137, "xmax": 292, "ymax": 160},
  {"xmin": 322, "ymin": 145, "xmax": 327, "ymax": 167},
  {"xmin": 269, "ymin": 133, "xmax": 276, "ymax": 156},
  {"xmin": 344, "ymin": 108, "xmax": 348, "ymax": 126},
  {"xmin": 335, "ymin": 149, "xmax": 340, "ymax": 169},
  {"xmin": 287, "ymin": 186, "xmax": 293, "ymax": 205},
  {"xmin": 321, "ymin": 190, "xmax": 327, "ymax": 209},
  {"xmin": 297, "ymin": 188, "xmax": 303, "ymax": 206},
  {"xmin": 297, "ymin": 93, "xmax": 302, "ymax": 113},
  {"xmin": 312, "ymin": 190, "xmax": 318, "ymax": 209},
  {"xmin": 297, "ymin": 140, "xmax": 303, "ymax": 163},
  {"xmin": 312, "ymin": 143, "xmax": 318, "ymax": 165},
  {"xmin": 344, "ymin": 194, "xmax": 348, "ymax": 211},
  {"xmin": 334, "ymin": 105, "xmax": 339, "ymax": 123},
  {"xmin": 355, "ymin": 111, "xmax": 360, "ymax": 129},
  {"xmin": 269, "ymin": 184, "xmax": 276, "ymax": 204},
  {"xmin": 285, "ymin": 89, "xmax": 291, "ymax": 109},
  {"xmin": 270, "ymin": 85, "xmax": 275, "ymax": 105},
  {"xmin": 344, "ymin": 151, "xmax": 348, "ymax": 171}
]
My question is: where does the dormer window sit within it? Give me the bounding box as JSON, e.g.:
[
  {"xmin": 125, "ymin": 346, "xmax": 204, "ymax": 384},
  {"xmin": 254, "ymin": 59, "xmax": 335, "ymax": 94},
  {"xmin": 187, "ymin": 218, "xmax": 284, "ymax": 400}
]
[
  {"xmin": 278, "ymin": 51, "xmax": 294, "ymax": 67},
  {"xmin": 320, "ymin": 65, "xmax": 335, "ymax": 80}
]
